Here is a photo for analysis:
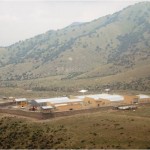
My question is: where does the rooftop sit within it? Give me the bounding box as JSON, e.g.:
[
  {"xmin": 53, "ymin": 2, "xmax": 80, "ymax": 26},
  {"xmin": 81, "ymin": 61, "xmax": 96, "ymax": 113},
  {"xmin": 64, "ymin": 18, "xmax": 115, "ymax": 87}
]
[
  {"xmin": 15, "ymin": 98, "xmax": 27, "ymax": 102},
  {"xmin": 55, "ymin": 104, "xmax": 68, "ymax": 107},
  {"xmin": 69, "ymin": 99, "xmax": 83, "ymax": 102},
  {"xmin": 34, "ymin": 97, "xmax": 83, "ymax": 104},
  {"xmin": 88, "ymin": 94, "xmax": 124, "ymax": 101},
  {"xmin": 35, "ymin": 97, "xmax": 70, "ymax": 104},
  {"xmin": 76, "ymin": 93, "xmax": 124, "ymax": 101},
  {"xmin": 41, "ymin": 106, "xmax": 53, "ymax": 109},
  {"xmin": 137, "ymin": 94, "xmax": 150, "ymax": 99}
]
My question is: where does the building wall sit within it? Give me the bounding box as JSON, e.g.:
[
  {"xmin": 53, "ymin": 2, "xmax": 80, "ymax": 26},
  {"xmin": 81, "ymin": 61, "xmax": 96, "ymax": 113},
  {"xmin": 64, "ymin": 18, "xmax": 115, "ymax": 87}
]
[
  {"xmin": 123, "ymin": 95, "xmax": 139, "ymax": 104},
  {"xmin": 47, "ymin": 102, "xmax": 54, "ymax": 107},
  {"xmin": 96, "ymin": 99, "xmax": 110, "ymax": 107},
  {"xmin": 123, "ymin": 95, "xmax": 150, "ymax": 104},
  {"xmin": 83, "ymin": 97, "xmax": 97, "ymax": 107},
  {"xmin": 55, "ymin": 103, "xmax": 82, "ymax": 112},
  {"xmin": 16, "ymin": 101, "xmax": 28, "ymax": 107},
  {"xmin": 83, "ymin": 97, "xmax": 110, "ymax": 108},
  {"xmin": 41, "ymin": 109, "xmax": 53, "ymax": 113},
  {"xmin": 9, "ymin": 97, "xmax": 15, "ymax": 102},
  {"xmin": 109, "ymin": 101, "xmax": 124, "ymax": 106},
  {"xmin": 138, "ymin": 98, "xmax": 150, "ymax": 103},
  {"xmin": 33, "ymin": 102, "xmax": 47, "ymax": 107},
  {"xmin": 69, "ymin": 95, "xmax": 77, "ymax": 99}
]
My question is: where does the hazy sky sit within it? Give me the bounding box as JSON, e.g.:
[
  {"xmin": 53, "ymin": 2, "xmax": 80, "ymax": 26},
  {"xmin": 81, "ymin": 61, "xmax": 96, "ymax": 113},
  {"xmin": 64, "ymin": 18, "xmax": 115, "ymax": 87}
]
[{"xmin": 0, "ymin": 0, "xmax": 149, "ymax": 46}]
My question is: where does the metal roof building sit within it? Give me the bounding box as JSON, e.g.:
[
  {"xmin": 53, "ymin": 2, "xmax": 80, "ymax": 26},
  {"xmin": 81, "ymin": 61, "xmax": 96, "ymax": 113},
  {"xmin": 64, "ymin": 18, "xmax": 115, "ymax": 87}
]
[
  {"xmin": 34, "ymin": 97, "xmax": 83, "ymax": 105},
  {"xmin": 15, "ymin": 98, "xmax": 27, "ymax": 102},
  {"xmin": 41, "ymin": 106, "xmax": 53, "ymax": 109},
  {"xmin": 76, "ymin": 93, "xmax": 124, "ymax": 101},
  {"xmin": 137, "ymin": 94, "xmax": 150, "ymax": 99},
  {"xmin": 35, "ymin": 97, "xmax": 70, "ymax": 104}
]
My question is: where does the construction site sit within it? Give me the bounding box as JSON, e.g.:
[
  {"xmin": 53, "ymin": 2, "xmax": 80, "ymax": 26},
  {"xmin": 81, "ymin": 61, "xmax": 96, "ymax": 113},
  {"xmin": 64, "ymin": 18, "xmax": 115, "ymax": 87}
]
[{"xmin": 0, "ymin": 92, "xmax": 150, "ymax": 120}]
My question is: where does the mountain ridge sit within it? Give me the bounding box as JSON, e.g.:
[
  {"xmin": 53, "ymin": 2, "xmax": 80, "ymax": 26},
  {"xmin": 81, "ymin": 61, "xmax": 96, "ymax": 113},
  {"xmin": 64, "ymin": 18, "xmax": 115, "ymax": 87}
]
[{"xmin": 0, "ymin": 2, "xmax": 150, "ymax": 91}]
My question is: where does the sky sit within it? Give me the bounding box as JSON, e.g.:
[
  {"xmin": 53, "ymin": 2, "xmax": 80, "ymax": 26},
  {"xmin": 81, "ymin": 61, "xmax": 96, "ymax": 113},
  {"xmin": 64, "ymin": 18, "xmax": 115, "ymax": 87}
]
[{"xmin": 0, "ymin": 0, "xmax": 149, "ymax": 46}]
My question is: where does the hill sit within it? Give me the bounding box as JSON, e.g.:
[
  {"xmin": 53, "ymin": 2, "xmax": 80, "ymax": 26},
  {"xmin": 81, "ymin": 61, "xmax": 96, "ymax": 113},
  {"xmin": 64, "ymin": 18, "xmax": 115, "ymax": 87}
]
[
  {"xmin": 0, "ymin": 2, "xmax": 150, "ymax": 91},
  {"xmin": 0, "ymin": 105, "xmax": 150, "ymax": 149}
]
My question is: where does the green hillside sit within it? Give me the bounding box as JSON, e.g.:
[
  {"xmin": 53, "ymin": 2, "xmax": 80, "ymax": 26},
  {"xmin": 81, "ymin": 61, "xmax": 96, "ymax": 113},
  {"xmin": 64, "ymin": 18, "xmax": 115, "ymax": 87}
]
[{"xmin": 0, "ymin": 2, "xmax": 150, "ymax": 91}]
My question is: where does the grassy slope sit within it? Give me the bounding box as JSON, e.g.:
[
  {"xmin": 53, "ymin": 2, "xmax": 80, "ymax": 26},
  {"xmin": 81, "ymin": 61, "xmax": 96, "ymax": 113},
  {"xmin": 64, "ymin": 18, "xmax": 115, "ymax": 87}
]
[
  {"xmin": 0, "ymin": 105, "xmax": 150, "ymax": 149},
  {"xmin": 0, "ymin": 63, "xmax": 149, "ymax": 98},
  {"xmin": 0, "ymin": 2, "xmax": 150, "ymax": 81},
  {"xmin": 0, "ymin": 2, "xmax": 150, "ymax": 92}
]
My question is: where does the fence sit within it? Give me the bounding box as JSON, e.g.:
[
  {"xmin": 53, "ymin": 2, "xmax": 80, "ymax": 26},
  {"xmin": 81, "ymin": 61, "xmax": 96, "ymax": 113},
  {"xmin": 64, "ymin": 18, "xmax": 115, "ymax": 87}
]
[
  {"xmin": 0, "ymin": 102, "xmax": 15, "ymax": 107},
  {"xmin": 0, "ymin": 102, "xmax": 150, "ymax": 120},
  {"xmin": 0, "ymin": 106, "xmax": 112, "ymax": 120},
  {"xmin": 0, "ymin": 109, "xmax": 44, "ymax": 119}
]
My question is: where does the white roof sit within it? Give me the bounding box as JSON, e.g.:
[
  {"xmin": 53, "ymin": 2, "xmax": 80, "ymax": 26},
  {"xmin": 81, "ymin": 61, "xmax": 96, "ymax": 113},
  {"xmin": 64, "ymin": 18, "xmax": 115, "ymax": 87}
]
[
  {"xmin": 105, "ymin": 89, "xmax": 110, "ymax": 92},
  {"xmin": 86, "ymin": 94, "xmax": 124, "ymax": 101},
  {"xmin": 137, "ymin": 94, "xmax": 150, "ymax": 99},
  {"xmin": 15, "ymin": 98, "xmax": 27, "ymax": 102},
  {"xmin": 118, "ymin": 106, "xmax": 130, "ymax": 110},
  {"xmin": 76, "ymin": 94, "xmax": 124, "ymax": 101},
  {"xmin": 76, "ymin": 95, "xmax": 86, "ymax": 99},
  {"xmin": 69, "ymin": 99, "xmax": 83, "ymax": 102},
  {"xmin": 41, "ymin": 106, "xmax": 53, "ymax": 109},
  {"xmin": 35, "ymin": 97, "xmax": 83, "ymax": 105},
  {"xmin": 9, "ymin": 97, "xmax": 14, "ymax": 99},
  {"xmin": 55, "ymin": 104, "xmax": 68, "ymax": 107},
  {"xmin": 35, "ymin": 97, "xmax": 70, "ymax": 104},
  {"xmin": 79, "ymin": 90, "xmax": 88, "ymax": 93}
]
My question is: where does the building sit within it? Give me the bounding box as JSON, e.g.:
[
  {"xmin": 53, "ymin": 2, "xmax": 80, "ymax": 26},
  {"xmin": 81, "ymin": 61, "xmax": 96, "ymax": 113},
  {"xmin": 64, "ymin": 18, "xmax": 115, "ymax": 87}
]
[
  {"xmin": 123, "ymin": 95, "xmax": 139, "ymax": 104},
  {"xmin": 76, "ymin": 93, "xmax": 124, "ymax": 108},
  {"xmin": 83, "ymin": 96, "xmax": 110, "ymax": 108},
  {"xmin": 136, "ymin": 94, "xmax": 150, "ymax": 103},
  {"xmin": 41, "ymin": 106, "xmax": 54, "ymax": 113},
  {"xmin": 114, "ymin": 105, "xmax": 137, "ymax": 110},
  {"xmin": 34, "ymin": 97, "xmax": 71, "ymax": 107},
  {"xmin": 33, "ymin": 97, "xmax": 83, "ymax": 112},
  {"xmin": 15, "ymin": 98, "xmax": 28, "ymax": 107},
  {"xmin": 9, "ymin": 97, "xmax": 15, "ymax": 102},
  {"xmin": 28, "ymin": 93, "xmax": 150, "ymax": 113},
  {"xmin": 54, "ymin": 99, "xmax": 83, "ymax": 111}
]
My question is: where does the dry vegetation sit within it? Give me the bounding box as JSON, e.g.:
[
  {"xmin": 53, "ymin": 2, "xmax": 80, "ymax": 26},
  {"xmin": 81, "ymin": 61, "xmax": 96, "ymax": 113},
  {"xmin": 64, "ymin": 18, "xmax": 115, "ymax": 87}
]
[
  {"xmin": 0, "ymin": 105, "xmax": 150, "ymax": 149},
  {"xmin": 0, "ymin": 2, "xmax": 150, "ymax": 91},
  {"xmin": 0, "ymin": 3, "xmax": 150, "ymax": 95}
]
